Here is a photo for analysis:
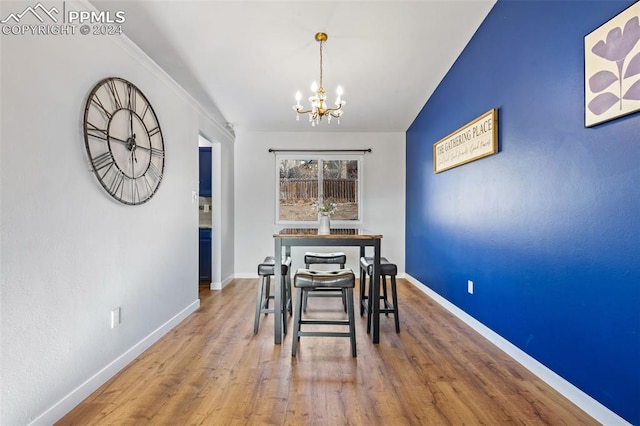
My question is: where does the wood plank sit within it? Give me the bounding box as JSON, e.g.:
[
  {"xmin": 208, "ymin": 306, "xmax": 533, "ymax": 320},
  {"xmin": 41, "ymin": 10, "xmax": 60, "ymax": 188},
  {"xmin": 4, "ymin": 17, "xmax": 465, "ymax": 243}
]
[{"xmin": 57, "ymin": 279, "xmax": 598, "ymax": 425}]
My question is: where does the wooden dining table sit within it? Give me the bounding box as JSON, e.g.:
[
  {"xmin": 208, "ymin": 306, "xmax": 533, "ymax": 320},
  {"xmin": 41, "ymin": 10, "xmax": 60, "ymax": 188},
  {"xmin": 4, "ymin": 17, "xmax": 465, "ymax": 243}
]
[{"xmin": 273, "ymin": 227, "xmax": 383, "ymax": 344}]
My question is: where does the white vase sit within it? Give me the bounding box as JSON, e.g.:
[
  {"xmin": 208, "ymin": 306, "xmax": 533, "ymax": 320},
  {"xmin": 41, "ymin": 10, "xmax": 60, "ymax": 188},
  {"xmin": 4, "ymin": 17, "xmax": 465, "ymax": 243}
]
[{"xmin": 318, "ymin": 214, "xmax": 331, "ymax": 234}]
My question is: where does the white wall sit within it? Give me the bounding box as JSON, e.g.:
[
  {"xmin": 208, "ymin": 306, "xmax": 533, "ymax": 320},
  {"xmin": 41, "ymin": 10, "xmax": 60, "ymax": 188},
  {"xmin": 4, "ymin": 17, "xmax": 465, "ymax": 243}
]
[
  {"xmin": 234, "ymin": 130, "xmax": 405, "ymax": 276},
  {"xmin": 0, "ymin": 2, "xmax": 234, "ymax": 424}
]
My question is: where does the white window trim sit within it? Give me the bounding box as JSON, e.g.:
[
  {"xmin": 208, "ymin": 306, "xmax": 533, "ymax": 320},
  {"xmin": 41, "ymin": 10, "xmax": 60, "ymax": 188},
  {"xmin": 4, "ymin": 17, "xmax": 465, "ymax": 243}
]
[{"xmin": 275, "ymin": 153, "xmax": 363, "ymax": 226}]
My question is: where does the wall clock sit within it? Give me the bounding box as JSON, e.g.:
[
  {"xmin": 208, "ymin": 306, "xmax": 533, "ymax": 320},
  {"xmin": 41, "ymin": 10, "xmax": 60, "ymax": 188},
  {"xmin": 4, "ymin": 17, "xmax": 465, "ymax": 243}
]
[{"xmin": 83, "ymin": 77, "xmax": 165, "ymax": 205}]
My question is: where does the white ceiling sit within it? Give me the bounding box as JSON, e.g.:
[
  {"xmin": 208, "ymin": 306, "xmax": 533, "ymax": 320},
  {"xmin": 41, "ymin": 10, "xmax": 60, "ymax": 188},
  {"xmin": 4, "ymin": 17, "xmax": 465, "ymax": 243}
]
[{"xmin": 92, "ymin": 1, "xmax": 496, "ymax": 133}]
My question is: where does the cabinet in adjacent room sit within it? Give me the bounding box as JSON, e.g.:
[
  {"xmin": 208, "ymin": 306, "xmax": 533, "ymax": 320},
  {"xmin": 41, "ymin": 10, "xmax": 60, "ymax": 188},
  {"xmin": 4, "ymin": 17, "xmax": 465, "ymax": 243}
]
[
  {"xmin": 199, "ymin": 147, "xmax": 212, "ymax": 196},
  {"xmin": 199, "ymin": 146, "xmax": 212, "ymax": 282},
  {"xmin": 199, "ymin": 228, "xmax": 212, "ymax": 281}
]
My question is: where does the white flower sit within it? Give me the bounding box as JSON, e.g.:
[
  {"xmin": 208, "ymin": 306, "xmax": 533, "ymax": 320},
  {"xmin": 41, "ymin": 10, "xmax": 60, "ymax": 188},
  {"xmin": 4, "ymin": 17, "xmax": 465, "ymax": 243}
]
[{"xmin": 312, "ymin": 198, "xmax": 337, "ymax": 216}]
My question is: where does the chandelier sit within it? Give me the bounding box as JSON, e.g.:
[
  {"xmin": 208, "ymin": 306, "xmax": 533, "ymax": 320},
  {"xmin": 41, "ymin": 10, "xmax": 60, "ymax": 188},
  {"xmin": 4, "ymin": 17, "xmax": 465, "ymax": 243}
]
[{"xmin": 293, "ymin": 32, "xmax": 345, "ymax": 126}]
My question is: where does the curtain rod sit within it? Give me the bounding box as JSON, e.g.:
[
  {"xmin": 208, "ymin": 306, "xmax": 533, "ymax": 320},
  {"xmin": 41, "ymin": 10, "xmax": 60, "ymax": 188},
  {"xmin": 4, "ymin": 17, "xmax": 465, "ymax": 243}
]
[{"xmin": 268, "ymin": 148, "xmax": 372, "ymax": 153}]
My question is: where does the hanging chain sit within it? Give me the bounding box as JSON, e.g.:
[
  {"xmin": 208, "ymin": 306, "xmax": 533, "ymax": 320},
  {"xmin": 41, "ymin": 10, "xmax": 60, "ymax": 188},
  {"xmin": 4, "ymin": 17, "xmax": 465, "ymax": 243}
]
[{"xmin": 319, "ymin": 39, "xmax": 324, "ymax": 89}]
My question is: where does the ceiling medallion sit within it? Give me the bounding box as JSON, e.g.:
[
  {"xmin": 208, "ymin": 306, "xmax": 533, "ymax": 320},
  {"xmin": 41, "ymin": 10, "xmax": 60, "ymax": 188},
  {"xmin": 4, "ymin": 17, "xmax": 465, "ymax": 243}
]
[{"xmin": 293, "ymin": 32, "xmax": 345, "ymax": 126}]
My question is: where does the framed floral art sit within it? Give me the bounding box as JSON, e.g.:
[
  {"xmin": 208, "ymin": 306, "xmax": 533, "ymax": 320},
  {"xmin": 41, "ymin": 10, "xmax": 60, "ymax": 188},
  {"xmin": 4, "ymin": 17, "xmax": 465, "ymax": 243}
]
[{"xmin": 585, "ymin": 1, "xmax": 640, "ymax": 127}]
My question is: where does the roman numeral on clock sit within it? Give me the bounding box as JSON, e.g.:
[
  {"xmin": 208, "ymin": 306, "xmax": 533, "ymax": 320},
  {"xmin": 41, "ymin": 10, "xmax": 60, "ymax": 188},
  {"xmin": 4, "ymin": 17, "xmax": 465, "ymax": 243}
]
[{"xmin": 92, "ymin": 151, "xmax": 115, "ymax": 172}]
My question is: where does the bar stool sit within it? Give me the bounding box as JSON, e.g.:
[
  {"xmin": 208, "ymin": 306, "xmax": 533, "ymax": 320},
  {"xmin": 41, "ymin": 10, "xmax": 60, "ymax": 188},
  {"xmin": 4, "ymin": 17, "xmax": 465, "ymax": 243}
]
[
  {"xmin": 254, "ymin": 256, "xmax": 292, "ymax": 334},
  {"xmin": 292, "ymin": 269, "xmax": 357, "ymax": 357},
  {"xmin": 359, "ymin": 256, "xmax": 400, "ymax": 333},
  {"xmin": 303, "ymin": 252, "xmax": 347, "ymax": 311}
]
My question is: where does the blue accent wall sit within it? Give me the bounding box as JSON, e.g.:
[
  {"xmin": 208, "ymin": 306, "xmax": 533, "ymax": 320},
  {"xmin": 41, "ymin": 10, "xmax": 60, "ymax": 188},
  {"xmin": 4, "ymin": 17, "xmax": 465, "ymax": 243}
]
[{"xmin": 406, "ymin": 1, "xmax": 640, "ymax": 423}]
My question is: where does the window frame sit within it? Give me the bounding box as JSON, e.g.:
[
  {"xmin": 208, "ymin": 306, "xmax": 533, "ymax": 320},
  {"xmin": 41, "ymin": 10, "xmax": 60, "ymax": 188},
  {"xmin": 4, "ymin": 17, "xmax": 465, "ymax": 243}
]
[{"xmin": 274, "ymin": 153, "xmax": 363, "ymax": 226}]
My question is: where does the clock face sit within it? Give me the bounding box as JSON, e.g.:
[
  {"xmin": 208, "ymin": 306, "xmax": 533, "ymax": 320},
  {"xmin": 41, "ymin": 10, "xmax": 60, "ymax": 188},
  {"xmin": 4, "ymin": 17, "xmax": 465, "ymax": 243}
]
[{"xmin": 83, "ymin": 77, "xmax": 165, "ymax": 205}]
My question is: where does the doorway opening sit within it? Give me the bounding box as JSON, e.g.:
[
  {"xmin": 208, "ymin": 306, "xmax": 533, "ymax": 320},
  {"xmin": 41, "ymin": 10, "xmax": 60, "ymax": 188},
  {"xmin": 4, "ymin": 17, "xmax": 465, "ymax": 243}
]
[{"xmin": 198, "ymin": 134, "xmax": 222, "ymax": 290}]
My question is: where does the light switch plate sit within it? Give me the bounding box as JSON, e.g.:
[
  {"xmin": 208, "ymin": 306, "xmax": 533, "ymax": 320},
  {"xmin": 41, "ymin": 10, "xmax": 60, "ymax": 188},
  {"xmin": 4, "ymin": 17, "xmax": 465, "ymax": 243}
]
[{"xmin": 111, "ymin": 307, "xmax": 121, "ymax": 328}]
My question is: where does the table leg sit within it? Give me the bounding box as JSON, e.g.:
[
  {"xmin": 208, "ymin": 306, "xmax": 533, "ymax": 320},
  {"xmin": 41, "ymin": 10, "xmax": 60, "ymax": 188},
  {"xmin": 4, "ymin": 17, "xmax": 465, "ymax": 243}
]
[
  {"xmin": 372, "ymin": 238, "xmax": 381, "ymax": 343},
  {"xmin": 274, "ymin": 238, "xmax": 283, "ymax": 344}
]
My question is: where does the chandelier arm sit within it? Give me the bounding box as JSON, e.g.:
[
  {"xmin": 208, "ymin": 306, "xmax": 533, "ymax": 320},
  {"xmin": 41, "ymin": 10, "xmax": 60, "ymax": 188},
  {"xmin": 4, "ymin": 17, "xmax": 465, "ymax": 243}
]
[
  {"xmin": 324, "ymin": 105, "xmax": 343, "ymax": 113},
  {"xmin": 294, "ymin": 106, "xmax": 314, "ymax": 114}
]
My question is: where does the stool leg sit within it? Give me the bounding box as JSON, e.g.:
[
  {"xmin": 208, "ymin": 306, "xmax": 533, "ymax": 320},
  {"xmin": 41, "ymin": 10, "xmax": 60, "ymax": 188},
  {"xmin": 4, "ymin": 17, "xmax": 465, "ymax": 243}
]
[
  {"xmin": 281, "ymin": 274, "xmax": 288, "ymax": 335},
  {"xmin": 340, "ymin": 262, "xmax": 347, "ymax": 312},
  {"xmin": 302, "ymin": 263, "xmax": 309, "ymax": 311},
  {"xmin": 346, "ymin": 287, "xmax": 357, "ymax": 357},
  {"xmin": 366, "ymin": 271, "xmax": 373, "ymax": 334},
  {"xmin": 254, "ymin": 276, "xmax": 265, "ymax": 334},
  {"xmin": 382, "ymin": 275, "xmax": 389, "ymax": 317},
  {"xmin": 391, "ymin": 274, "xmax": 400, "ymax": 333},
  {"xmin": 302, "ymin": 265, "xmax": 309, "ymax": 312},
  {"xmin": 342, "ymin": 289, "xmax": 347, "ymax": 312},
  {"xmin": 287, "ymin": 270, "xmax": 293, "ymax": 315},
  {"xmin": 264, "ymin": 276, "xmax": 271, "ymax": 309},
  {"xmin": 359, "ymin": 267, "xmax": 366, "ymax": 316},
  {"xmin": 302, "ymin": 289, "xmax": 308, "ymax": 312},
  {"xmin": 292, "ymin": 287, "xmax": 304, "ymax": 357}
]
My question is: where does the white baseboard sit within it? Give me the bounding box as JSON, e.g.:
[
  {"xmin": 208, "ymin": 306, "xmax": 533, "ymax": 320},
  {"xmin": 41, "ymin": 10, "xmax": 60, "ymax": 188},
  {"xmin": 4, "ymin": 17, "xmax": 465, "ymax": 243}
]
[
  {"xmin": 210, "ymin": 274, "xmax": 235, "ymax": 290},
  {"xmin": 404, "ymin": 274, "xmax": 629, "ymax": 426},
  {"xmin": 221, "ymin": 275, "xmax": 234, "ymax": 288},
  {"xmin": 234, "ymin": 273, "xmax": 259, "ymax": 279},
  {"xmin": 30, "ymin": 299, "xmax": 201, "ymax": 426}
]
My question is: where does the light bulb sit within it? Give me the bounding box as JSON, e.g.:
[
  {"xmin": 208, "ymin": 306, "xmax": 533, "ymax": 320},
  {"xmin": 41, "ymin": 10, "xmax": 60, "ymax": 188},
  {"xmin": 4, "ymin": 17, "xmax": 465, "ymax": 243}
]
[
  {"xmin": 295, "ymin": 91, "xmax": 302, "ymax": 102},
  {"xmin": 336, "ymin": 86, "xmax": 343, "ymax": 96},
  {"xmin": 311, "ymin": 81, "xmax": 318, "ymax": 92}
]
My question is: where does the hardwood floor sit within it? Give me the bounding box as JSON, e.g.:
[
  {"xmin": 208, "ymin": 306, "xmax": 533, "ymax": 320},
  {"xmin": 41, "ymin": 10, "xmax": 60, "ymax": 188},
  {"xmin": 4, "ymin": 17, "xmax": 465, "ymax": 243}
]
[{"xmin": 58, "ymin": 279, "xmax": 597, "ymax": 425}]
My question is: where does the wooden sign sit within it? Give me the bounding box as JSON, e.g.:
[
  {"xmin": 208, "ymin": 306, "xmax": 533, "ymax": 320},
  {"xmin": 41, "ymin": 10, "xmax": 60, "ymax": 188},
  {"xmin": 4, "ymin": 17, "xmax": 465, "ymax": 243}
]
[{"xmin": 433, "ymin": 109, "xmax": 498, "ymax": 173}]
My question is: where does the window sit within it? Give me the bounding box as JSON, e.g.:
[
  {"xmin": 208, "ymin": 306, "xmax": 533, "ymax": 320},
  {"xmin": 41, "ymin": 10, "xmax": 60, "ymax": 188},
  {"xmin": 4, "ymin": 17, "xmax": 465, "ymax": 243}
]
[{"xmin": 276, "ymin": 154, "xmax": 362, "ymax": 224}]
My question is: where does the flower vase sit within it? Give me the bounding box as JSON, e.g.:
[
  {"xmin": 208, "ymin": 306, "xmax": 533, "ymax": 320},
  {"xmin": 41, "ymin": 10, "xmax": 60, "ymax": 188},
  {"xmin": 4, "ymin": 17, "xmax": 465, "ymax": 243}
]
[{"xmin": 318, "ymin": 214, "xmax": 331, "ymax": 235}]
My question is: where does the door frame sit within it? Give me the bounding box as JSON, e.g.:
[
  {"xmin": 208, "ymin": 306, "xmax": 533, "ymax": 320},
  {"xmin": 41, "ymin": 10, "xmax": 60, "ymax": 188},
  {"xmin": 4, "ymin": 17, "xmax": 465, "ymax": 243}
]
[{"xmin": 198, "ymin": 134, "xmax": 223, "ymax": 290}]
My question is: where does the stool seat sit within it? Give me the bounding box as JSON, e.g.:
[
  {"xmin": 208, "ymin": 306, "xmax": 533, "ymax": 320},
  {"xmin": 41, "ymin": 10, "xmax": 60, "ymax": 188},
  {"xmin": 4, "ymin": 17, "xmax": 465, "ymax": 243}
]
[
  {"xmin": 292, "ymin": 268, "xmax": 357, "ymax": 357},
  {"xmin": 258, "ymin": 256, "xmax": 292, "ymax": 276},
  {"xmin": 302, "ymin": 251, "xmax": 347, "ymax": 312},
  {"xmin": 359, "ymin": 257, "xmax": 397, "ymax": 276},
  {"xmin": 304, "ymin": 252, "xmax": 347, "ymax": 265},
  {"xmin": 294, "ymin": 269, "xmax": 355, "ymax": 288}
]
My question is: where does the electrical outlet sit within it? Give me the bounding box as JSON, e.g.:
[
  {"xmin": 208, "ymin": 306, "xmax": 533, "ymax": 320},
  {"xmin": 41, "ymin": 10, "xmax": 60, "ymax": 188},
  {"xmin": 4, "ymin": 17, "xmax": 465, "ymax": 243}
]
[
  {"xmin": 110, "ymin": 307, "xmax": 121, "ymax": 328},
  {"xmin": 467, "ymin": 280, "xmax": 474, "ymax": 294}
]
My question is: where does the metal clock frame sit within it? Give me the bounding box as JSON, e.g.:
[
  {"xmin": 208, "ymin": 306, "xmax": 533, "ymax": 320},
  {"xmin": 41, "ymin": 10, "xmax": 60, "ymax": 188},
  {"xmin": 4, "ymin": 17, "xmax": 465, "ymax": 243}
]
[{"xmin": 83, "ymin": 77, "xmax": 165, "ymax": 205}]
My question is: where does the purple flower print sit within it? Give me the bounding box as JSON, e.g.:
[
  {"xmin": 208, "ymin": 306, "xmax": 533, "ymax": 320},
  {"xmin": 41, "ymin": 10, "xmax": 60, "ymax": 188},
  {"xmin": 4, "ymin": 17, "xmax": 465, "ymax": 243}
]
[
  {"xmin": 592, "ymin": 16, "xmax": 640, "ymax": 62},
  {"xmin": 588, "ymin": 16, "xmax": 640, "ymax": 115}
]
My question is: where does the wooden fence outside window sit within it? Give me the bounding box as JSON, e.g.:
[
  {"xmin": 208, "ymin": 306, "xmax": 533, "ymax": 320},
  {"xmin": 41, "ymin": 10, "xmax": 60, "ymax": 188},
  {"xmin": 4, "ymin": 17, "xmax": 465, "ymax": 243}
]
[{"xmin": 279, "ymin": 179, "xmax": 357, "ymax": 203}]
